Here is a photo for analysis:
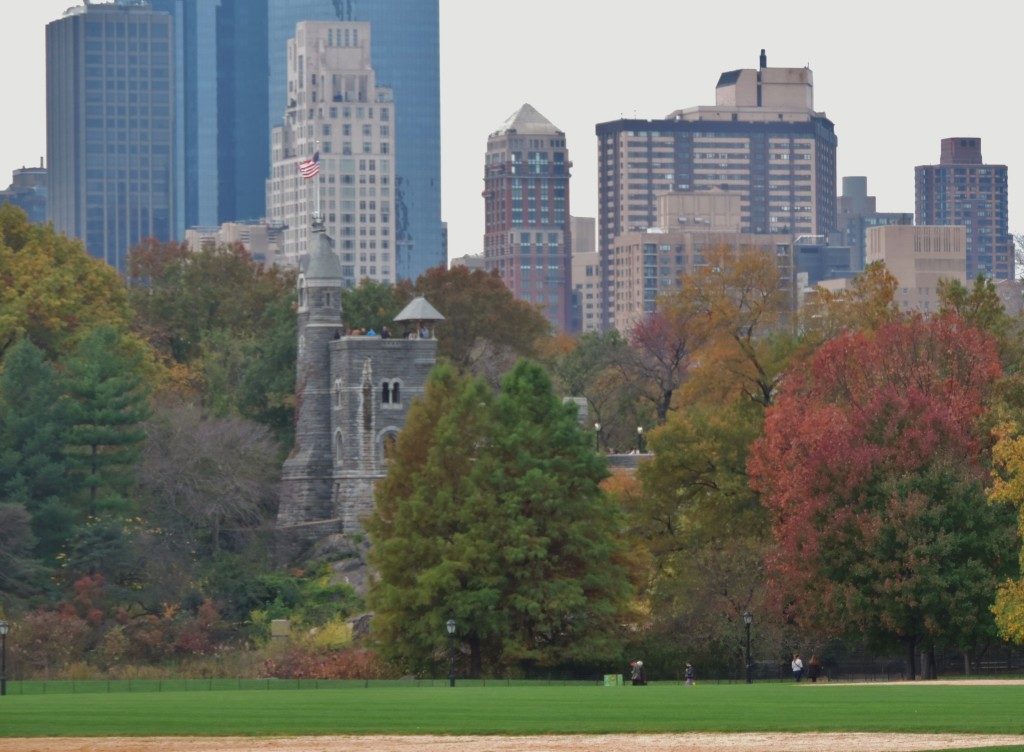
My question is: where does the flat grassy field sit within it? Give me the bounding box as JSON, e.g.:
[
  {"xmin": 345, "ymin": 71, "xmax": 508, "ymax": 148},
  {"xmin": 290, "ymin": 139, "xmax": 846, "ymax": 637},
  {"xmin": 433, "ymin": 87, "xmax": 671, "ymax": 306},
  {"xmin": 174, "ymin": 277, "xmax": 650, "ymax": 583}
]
[{"xmin": 1, "ymin": 683, "xmax": 1024, "ymax": 738}]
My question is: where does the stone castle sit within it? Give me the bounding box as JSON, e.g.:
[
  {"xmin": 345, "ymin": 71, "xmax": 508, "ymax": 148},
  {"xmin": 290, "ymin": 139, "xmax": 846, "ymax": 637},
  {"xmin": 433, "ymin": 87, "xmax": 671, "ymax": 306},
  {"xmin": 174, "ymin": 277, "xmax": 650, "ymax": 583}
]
[{"xmin": 276, "ymin": 222, "xmax": 441, "ymax": 563}]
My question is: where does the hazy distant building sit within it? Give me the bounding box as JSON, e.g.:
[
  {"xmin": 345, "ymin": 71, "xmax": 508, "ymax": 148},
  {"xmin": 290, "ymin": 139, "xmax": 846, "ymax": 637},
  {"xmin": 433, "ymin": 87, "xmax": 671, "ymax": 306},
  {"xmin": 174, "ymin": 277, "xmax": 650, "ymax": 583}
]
[
  {"xmin": 609, "ymin": 190, "xmax": 793, "ymax": 333},
  {"xmin": 836, "ymin": 176, "xmax": 912, "ymax": 270},
  {"xmin": 866, "ymin": 225, "xmax": 967, "ymax": 313},
  {"xmin": 185, "ymin": 220, "xmax": 285, "ymax": 266},
  {"xmin": 571, "ymin": 216, "xmax": 596, "ymax": 256},
  {"xmin": 483, "ymin": 104, "xmax": 571, "ymax": 330},
  {"xmin": 266, "ymin": 21, "xmax": 395, "ymax": 283},
  {"xmin": 915, "ymin": 138, "xmax": 1012, "ymax": 280},
  {"xmin": 0, "ymin": 163, "xmax": 48, "ymax": 224},
  {"xmin": 46, "ymin": 2, "xmax": 176, "ymax": 271},
  {"xmin": 995, "ymin": 279, "xmax": 1024, "ymax": 316},
  {"xmin": 595, "ymin": 50, "xmax": 837, "ymax": 329},
  {"xmin": 570, "ymin": 216, "xmax": 599, "ymax": 333},
  {"xmin": 571, "ymin": 251, "xmax": 602, "ymax": 334},
  {"xmin": 450, "ymin": 253, "xmax": 485, "ymax": 270},
  {"xmin": 794, "ymin": 234, "xmax": 854, "ymax": 287},
  {"xmin": 268, "ymin": 0, "xmax": 442, "ymax": 280}
]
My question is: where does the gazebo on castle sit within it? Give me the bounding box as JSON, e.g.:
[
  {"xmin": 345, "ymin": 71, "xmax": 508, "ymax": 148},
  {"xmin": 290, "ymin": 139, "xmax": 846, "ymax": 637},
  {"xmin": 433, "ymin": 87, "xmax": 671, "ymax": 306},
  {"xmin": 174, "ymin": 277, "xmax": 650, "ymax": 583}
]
[{"xmin": 394, "ymin": 296, "xmax": 445, "ymax": 339}]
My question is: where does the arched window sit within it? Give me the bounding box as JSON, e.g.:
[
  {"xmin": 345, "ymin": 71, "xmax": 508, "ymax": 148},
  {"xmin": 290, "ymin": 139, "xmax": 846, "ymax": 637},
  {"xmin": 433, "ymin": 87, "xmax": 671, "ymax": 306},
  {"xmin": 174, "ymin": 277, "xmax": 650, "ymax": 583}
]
[
  {"xmin": 391, "ymin": 381, "xmax": 401, "ymax": 404},
  {"xmin": 334, "ymin": 378, "xmax": 343, "ymax": 408},
  {"xmin": 381, "ymin": 381, "xmax": 391, "ymax": 404},
  {"xmin": 334, "ymin": 430, "xmax": 343, "ymax": 462},
  {"xmin": 382, "ymin": 432, "xmax": 398, "ymax": 461}
]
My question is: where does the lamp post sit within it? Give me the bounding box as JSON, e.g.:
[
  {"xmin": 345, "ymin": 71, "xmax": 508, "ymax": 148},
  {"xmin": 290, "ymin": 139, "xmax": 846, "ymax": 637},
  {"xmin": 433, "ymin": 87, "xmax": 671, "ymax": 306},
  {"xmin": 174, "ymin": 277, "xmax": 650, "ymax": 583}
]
[
  {"xmin": 594, "ymin": 422, "xmax": 601, "ymax": 452},
  {"xmin": 0, "ymin": 619, "xmax": 9, "ymax": 696},
  {"xmin": 636, "ymin": 426, "xmax": 644, "ymax": 453},
  {"xmin": 743, "ymin": 611, "xmax": 753, "ymax": 684},
  {"xmin": 446, "ymin": 617, "xmax": 456, "ymax": 688}
]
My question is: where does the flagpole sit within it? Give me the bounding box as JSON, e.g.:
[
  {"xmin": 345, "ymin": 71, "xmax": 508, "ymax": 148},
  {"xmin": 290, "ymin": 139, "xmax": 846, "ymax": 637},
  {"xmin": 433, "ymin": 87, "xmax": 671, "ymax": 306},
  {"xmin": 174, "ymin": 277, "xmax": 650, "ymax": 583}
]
[{"xmin": 315, "ymin": 139, "xmax": 322, "ymax": 225}]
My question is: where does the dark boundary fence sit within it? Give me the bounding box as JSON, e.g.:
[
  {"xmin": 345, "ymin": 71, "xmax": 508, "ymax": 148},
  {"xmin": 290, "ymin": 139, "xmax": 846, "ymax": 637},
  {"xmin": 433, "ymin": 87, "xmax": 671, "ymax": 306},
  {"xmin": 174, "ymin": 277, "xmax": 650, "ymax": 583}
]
[{"xmin": 4, "ymin": 678, "xmax": 607, "ymax": 695}]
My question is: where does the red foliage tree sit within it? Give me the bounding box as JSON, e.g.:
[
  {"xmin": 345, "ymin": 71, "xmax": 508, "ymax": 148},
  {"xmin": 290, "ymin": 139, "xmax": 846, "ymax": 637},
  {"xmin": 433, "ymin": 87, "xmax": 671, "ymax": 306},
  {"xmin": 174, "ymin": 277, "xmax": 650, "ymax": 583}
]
[{"xmin": 749, "ymin": 315, "xmax": 1016, "ymax": 676}]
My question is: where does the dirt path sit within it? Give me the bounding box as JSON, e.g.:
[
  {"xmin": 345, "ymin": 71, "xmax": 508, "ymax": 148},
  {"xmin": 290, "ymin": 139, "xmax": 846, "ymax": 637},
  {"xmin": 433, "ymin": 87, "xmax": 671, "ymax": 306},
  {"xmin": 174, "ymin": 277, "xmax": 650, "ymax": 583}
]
[{"xmin": 4, "ymin": 734, "xmax": 1024, "ymax": 752}]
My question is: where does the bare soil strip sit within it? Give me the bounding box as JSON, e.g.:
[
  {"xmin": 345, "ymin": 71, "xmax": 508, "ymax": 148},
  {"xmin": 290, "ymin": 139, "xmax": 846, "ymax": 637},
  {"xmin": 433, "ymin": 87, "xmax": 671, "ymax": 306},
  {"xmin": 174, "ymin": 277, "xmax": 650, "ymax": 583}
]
[{"xmin": 4, "ymin": 734, "xmax": 1024, "ymax": 752}]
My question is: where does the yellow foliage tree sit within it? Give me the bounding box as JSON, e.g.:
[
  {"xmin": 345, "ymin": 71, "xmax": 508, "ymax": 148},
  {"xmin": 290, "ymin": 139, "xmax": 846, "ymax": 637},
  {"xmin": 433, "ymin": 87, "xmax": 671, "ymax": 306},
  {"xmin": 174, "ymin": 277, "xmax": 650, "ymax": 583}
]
[
  {"xmin": 0, "ymin": 205, "xmax": 131, "ymax": 357},
  {"xmin": 988, "ymin": 423, "xmax": 1024, "ymax": 643}
]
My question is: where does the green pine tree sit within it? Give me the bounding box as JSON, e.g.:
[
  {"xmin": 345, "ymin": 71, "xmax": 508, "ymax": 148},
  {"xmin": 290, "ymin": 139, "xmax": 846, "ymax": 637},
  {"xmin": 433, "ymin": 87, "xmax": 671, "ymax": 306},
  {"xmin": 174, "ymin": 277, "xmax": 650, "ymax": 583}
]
[
  {"xmin": 0, "ymin": 338, "xmax": 71, "ymax": 557},
  {"xmin": 60, "ymin": 326, "xmax": 150, "ymax": 518}
]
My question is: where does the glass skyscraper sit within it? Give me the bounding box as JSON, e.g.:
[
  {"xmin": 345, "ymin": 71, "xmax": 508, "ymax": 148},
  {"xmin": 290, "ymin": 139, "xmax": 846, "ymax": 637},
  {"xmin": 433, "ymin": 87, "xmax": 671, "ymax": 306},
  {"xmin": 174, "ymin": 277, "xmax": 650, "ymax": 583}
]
[
  {"xmin": 46, "ymin": 3, "xmax": 176, "ymax": 272},
  {"xmin": 151, "ymin": 0, "xmax": 269, "ymax": 228},
  {"xmin": 268, "ymin": 0, "xmax": 442, "ymax": 281}
]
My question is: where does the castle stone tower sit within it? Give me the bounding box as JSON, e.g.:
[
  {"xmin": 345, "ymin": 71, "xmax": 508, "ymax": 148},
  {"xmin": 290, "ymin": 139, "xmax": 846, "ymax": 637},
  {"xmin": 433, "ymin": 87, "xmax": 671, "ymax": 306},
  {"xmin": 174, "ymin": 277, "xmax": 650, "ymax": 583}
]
[
  {"xmin": 279, "ymin": 222, "xmax": 345, "ymax": 539},
  {"xmin": 278, "ymin": 223, "xmax": 442, "ymax": 557}
]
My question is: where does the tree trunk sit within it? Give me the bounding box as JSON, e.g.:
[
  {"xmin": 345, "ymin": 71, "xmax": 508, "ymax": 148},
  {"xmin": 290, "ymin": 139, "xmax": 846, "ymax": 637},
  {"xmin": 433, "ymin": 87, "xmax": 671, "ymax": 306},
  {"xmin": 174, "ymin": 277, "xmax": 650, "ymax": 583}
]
[
  {"xmin": 927, "ymin": 644, "xmax": 938, "ymax": 680},
  {"xmin": 904, "ymin": 636, "xmax": 917, "ymax": 680},
  {"xmin": 90, "ymin": 443, "xmax": 99, "ymax": 514},
  {"xmin": 963, "ymin": 651, "xmax": 971, "ymax": 676}
]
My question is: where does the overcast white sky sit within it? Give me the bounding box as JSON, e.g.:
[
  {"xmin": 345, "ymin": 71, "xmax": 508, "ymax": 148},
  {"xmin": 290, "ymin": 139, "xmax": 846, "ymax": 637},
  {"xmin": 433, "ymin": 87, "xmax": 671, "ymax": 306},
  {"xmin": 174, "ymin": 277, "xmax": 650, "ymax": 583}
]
[{"xmin": 2, "ymin": 0, "xmax": 1020, "ymax": 261}]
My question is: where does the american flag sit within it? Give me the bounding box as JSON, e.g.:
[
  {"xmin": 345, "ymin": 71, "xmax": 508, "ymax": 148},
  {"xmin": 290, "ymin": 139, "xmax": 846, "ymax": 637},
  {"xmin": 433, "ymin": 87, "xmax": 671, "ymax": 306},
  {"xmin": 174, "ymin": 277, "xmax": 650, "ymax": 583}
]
[{"xmin": 298, "ymin": 151, "xmax": 320, "ymax": 179}]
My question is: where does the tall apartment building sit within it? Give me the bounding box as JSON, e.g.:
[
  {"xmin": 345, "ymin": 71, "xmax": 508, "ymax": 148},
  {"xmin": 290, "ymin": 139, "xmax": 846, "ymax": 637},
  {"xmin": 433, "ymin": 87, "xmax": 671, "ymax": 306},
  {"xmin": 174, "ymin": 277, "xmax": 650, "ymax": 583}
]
[
  {"xmin": 595, "ymin": 50, "xmax": 837, "ymax": 329},
  {"xmin": 268, "ymin": 0, "xmax": 442, "ymax": 280},
  {"xmin": 915, "ymin": 137, "xmax": 1012, "ymax": 280},
  {"xmin": 266, "ymin": 21, "xmax": 395, "ymax": 284},
  {"xmin": 46, "ymin": 2, "xmax": 176, "ymax": 272},
  {"xmin": 1, "ymin": 162, "xmax": 48, "ymax": 224},
  {"xmin": 609, "ymin": 190, "xmax": 792, "ymax": 333},
  {"xmin": 866, "ymin": 225, "xmax": 967, "ymax": 313},
  {"xmin": 483, "ymin": 104, "xmax": 571, "ymax": 330},
  {"xmin": 836, "ymin": 176, "xmax": 912, "ymax": 270}
]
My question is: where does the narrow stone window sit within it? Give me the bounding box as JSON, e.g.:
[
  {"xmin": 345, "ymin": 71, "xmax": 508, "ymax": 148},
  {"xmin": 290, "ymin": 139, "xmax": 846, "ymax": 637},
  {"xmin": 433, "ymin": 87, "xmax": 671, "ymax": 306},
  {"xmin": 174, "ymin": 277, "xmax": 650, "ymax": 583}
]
[
  {"xmin": 381, "ymin": 381, "xmax": 391, "ymax": 404},
  {"xmin": 382, "ymin": 433, "xmax": 397, "ymax": 460},
  {"xmin": 391, "ymin": 381, "xmax": 400, "ymax": 404}
]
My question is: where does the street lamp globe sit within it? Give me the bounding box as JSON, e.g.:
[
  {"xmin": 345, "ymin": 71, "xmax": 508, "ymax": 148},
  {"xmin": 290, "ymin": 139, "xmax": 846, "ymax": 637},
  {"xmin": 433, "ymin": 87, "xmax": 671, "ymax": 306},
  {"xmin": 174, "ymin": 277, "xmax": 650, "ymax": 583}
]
[
  {"xmin": 743, "ymin": 611, "xmax": 752, "ymax": 626},
  {"xmin": 0, "ymin": 621, "xmax": 9, "ymax": 636},
  {"xmin": 446, "ymin": 618, "xmax": 456, "ymax": 636}
]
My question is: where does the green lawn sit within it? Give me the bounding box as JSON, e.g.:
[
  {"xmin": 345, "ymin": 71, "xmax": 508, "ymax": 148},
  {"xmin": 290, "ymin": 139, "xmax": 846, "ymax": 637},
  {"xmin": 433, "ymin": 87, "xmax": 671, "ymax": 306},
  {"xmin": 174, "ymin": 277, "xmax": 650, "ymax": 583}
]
[{"xmin": 1, "ymin": 684, "xmax": 1024, "ymax": 738}]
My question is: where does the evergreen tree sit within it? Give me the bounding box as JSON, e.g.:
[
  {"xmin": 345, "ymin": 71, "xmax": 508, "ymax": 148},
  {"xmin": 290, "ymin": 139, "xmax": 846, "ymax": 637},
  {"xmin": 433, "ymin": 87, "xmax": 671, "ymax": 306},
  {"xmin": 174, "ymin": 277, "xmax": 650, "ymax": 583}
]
[
  {"xmin": 0, "ymin": 338, "xmax": 70, "ymax": 557},
  {"xmin": 60, "ymin": 326, "xmax": 150, "ymax": 518},
  {"xmin": 369, "ymin": 361, "xmax": 632, "ymax": 676}
]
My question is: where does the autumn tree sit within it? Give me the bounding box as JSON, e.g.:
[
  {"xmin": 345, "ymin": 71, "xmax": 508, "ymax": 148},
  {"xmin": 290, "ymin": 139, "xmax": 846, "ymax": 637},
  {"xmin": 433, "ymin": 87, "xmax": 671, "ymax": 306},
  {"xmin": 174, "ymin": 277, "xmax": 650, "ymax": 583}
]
[
  {"xmin": 411, "ymin": 266, "xmax": 550, "ymax": 378},
  {"xmin": 0, "ymin": 205, "xmax": 131, "ymax": 358},
  {"xmin": 800, "ymin": 261, "xmax": 901, "ymax": 343},
  {"xmin": 541, "ymin": 330, "xmax": 639, "ymax": 449},
  {"xmin": 127, "ymin": 240, "xmax": 296, "ymax": 440},
  {"xmin": 670, "ymin": 245, "xmax": 795, "ymax": 408},
  {"xmin": 623, "ymin": 297, "xmax": 710, "ymax": 424},
  {"xmin": 369, "ymin": 362, "xmax": 632, "ymax": 676},
  {"xmin": 750, "ymin": 315, "xmax": 1017, "ymax": 678},
  {"xmin": 341, "ymin": 278, "xmax": 410, "ymax": 332},
  {"xmin": 138, "ymin": 400, "xmax": 280, "ymax": 555},
  {"xmin": 128, "ymin": 240, "xmax": 293, "ymax": 364}
]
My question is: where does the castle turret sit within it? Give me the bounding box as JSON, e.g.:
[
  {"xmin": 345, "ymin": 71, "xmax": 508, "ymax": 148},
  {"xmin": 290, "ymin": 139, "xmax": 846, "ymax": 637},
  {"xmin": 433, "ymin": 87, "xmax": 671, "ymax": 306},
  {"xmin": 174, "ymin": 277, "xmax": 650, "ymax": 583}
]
[{"xmin": 278, "ymin": 225, "xmax": 344, "ymax": 535}]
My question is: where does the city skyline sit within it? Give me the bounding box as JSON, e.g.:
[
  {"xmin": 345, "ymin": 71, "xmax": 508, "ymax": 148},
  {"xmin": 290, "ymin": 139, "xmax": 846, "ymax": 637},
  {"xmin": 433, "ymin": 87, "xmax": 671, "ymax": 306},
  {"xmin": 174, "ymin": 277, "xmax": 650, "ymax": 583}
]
[{"xmin": 1, "ymin": 0, "xmax": 1020, "ymax": 268}]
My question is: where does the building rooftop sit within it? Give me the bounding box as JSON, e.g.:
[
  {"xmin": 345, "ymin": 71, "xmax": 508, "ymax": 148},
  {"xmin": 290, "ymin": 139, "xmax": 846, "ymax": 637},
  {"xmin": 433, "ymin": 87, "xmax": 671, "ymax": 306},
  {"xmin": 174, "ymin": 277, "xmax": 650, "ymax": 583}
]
[
  {"xmin": 394, "ymin": 296, "xmax": 444, "ymax": 322},
  {"xmin": 494, "ymin": 103, "xmax": 562, "ymax": 136}
]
